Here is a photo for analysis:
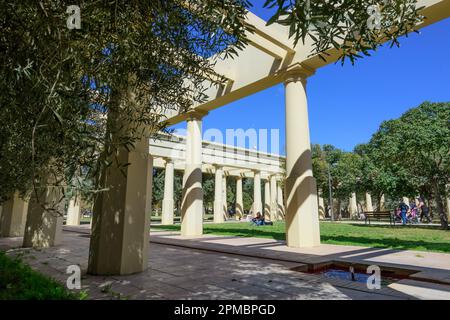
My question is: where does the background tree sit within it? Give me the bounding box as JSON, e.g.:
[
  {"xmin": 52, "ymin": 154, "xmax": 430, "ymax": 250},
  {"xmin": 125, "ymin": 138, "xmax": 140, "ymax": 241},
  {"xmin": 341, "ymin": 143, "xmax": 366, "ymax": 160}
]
[
  {"xmin": 368, "ymin": 102, "xmax": 450, "ymax": 229},
  {"xmin": 264, "ymin": 0, "xmax": 424, "ymax": 64},
  {"xmin": 151, "ymin": 169, "xmax": 165, "ymax": 212},
  {"xmin": 354, "ymin": 143, "xmax": 399, "ymax": 210},
  {"xmin": 311, "ymin": 144, "xmax": 328, "ymax": 193},
  {"xmin": 202, "ymin": 175, "xmax": 215, "ymax": 214},
  {"xmin": 331, "ymin": 152, "xmax": 363, "ymax": 215},
  {"xmin": 243, "ymin": 178, "xmax": 254, "ymax": 212}
]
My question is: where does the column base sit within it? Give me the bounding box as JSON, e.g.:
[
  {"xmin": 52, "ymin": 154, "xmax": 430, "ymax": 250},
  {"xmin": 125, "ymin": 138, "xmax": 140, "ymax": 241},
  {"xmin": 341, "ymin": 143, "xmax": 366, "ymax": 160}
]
[
  {"xmin": 213, "ymin": 201, "xmax": 224, "ymax": 223},
  {"xmin": 162, "ymin": 199, "xmax": 174, "ymax": 225},
  {"xmin": 0, "ymin": 193, "xmax": 29, "ymax": 237},
  {"xmin": 181, "ymin": 165, "xmax": 203, "ymax": 237},
  {"xmin": 23, "ymin": 188, "xmax": 63, "ymax": 248},
  {"xmin": 285, "ymin": 175, "xmax": 321, "ymax": 247},
  {"xmin": 270, "ymin": 206, "xmax": 277, "ymax": 222},
  {"xmin": 235, "ymin": 205, "xmax": 244, "ymax": 221},
  {"xmin": 264, "ymin": 208, "xmax": 270, "ymax": 221},
  {"xmin": 87, "ymin": 149, "xmax": 152, "ymax": 275},
  {"xmin": 66, "ymin": 198, "xmax": 81, "ymax": 226}
]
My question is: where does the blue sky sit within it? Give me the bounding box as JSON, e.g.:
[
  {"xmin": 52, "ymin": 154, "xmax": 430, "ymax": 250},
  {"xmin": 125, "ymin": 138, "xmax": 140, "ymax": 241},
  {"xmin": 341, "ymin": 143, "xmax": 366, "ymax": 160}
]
[{"xmin": 171, "ymin": 3, "xmax": 450, "ymax": 154}]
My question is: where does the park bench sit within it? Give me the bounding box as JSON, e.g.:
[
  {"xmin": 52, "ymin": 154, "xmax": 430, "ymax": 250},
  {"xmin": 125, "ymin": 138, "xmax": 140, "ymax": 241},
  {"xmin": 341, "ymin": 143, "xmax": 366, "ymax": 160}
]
[{"xmin": 363, "ymin": 211, "xmax": 395, "ymax": 226}]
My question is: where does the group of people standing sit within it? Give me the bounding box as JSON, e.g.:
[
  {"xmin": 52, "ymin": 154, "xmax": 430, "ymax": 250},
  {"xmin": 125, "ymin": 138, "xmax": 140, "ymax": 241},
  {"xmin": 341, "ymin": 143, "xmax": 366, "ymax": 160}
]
[{"xmin": 397, "ymin": 198, "xmax": 431, "ymax": 225}]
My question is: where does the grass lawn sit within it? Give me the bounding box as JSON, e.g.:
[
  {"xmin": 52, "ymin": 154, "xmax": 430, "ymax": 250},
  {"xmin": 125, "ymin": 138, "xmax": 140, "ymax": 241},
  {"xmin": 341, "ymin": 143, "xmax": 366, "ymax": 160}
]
[
  {"xmin": 151, "ymin": 214, "xmax": 214, "ymax": 223},
  {"xmin": 0, "ymin": 252, "xmax": 86, "ymax": 300},
  {"xmin": 152, "ymin": 222, "xmax": 450, "ymax": 254},
  {"xmin": 80, "ymin": 217, "xmax": 91, "ymax": 224}
]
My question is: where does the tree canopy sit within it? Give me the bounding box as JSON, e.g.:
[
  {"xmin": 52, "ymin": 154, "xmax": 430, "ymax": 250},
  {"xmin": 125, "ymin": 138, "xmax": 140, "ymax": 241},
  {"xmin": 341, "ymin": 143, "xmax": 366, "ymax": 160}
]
[
  {"xmin": 313, "ymin": 102, "xmax": 449, "ymax": 229},
  {"xmin": 0, "ymin": 0, "xmax": 250, "ymax": 203}
]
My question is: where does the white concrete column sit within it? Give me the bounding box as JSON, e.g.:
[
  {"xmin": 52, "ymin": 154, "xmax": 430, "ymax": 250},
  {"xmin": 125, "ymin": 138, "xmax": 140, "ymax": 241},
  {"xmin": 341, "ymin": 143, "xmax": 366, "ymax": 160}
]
[
  {"xmin": 284, "ymin": 69, "xmax": 320, "ymax": 247},
  {"xmin": 222, "ymin": 174, "xmax": 227, "ymax": 219},
  {"xmin": 213, "ymin": 166, "xmax": 224, "ymax": 223},
  {"xmin": 318, "ymin": 190, "xmax": 325, "ymax": 220},
  {"xmin": 0, "ymin": 192, "xmax": 29, "ymax": 237},
  {"xmin": 445, "ymin": 185, "xmax": 450, "ymax": 220},
  {"xmin": 87, "ymin": 132, "xmax": 152, "ymax": 275},
  {"xmin": 349, "ymin": 192, "xmax": 358, "ymax": 216},
  {"xmin": 253, "ymin": 171, "xmax": 262, "ymax": 216},
  {"xmin": 23, "ymin": 185, "xmax": 64, "ymax": 248},
  {"xmin": 447, "ymin": 196, "xmax": 450, "ymax": 220},
  {"xmin": 89, "ymin": 208, "xmax": 93, "ymax": 229},
  {"xmin": 380, "ymin": 194, "xmax": 386, "ymax": 211},
  {"xmin": 264, "ymin": 179, "xmax": 271, "ymax": 221},
  {"xmin": 277, "ymin": 183, "xmax": 285, "ymax": 220},
  {"xmin": 181, "ymin": 111, "xmax": 206, "ymax": 236},
  {"xmin": 235, "ymin": 176, "xmax": 244, "ymax": 220},
  {"xmin": 365, "ymin": 193, "xmax": 373, "ymax": 212},
  {"xmin": 66, "ymin": 196, "xmax": 81, "ymax": 226},
  {"xmin": 270, "ymin": 175, "xmax": 277, "ymax": 221},
  {"xmin": 162, "ymin": 159, "xmax": 175, "ymax": 225}
]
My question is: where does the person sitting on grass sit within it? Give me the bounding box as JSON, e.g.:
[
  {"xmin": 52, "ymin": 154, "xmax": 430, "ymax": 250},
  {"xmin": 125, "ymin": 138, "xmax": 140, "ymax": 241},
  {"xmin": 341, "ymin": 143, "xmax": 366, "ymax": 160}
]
[
  {"xmin": 251, "ymin": 212, "xmax": 265, "ymax": 226},
  {"xmin": 251, "ymin": 212, "xmax": 275, "ymax": 226}
]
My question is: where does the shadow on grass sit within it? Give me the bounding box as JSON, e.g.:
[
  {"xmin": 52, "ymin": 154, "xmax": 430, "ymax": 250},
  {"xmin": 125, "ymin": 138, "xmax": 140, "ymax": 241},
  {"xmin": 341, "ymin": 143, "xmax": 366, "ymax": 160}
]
[
  {"xmin": 341, "ymin": 223, "xmax": 447, "ymax": 231},
  {"xmin": 151, "ymin": 225, "xmax": 450, "ymax": 253},
  {"xmin": 320, "ymin": 235, "xmax": 450, "ymax": 253},
  {"xmin": 151, "ymin": 218, "xmax": 214, "ymax": 223},
  {"xmin": 152, "ymin": 225, "xmax": 285, "ymax": 240}
]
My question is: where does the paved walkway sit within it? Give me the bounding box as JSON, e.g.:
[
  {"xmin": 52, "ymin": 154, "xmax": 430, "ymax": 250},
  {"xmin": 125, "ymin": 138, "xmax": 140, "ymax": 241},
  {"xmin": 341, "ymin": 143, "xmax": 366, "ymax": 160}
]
[
  {"xmin": 148, "ymin": 229, "xmax": 450, "ymax": 281},
  {"xmin": 0, "ymin": 226, "xmax": 449, "ymax": 300}
]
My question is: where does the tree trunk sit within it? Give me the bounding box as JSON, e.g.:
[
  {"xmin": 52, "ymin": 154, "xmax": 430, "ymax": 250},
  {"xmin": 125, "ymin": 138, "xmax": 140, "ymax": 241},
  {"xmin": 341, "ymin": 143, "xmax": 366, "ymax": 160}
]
[
  {"xmin": 337, "ymin": 199, "xmax": 342, "ymax": 220},
  {"xmin": 433, "ymin": 180, "xmax": 449, "ymax": 229},
  {"xmin": 377, "ymin": 193, "xmax": 383, "ymax": 211}
]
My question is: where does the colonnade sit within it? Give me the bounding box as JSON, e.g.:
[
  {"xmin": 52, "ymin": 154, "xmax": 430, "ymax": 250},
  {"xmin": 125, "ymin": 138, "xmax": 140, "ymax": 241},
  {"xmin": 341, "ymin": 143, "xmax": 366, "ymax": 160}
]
[
  {"xmin": 0, "ymin": 192, "xmax": 28, "ymax": 237},
  {"xmin": 160, "ymin": 162, "xmax": 285, "ymax": 225},
  {"xmin": 0, "ymin": 67, "xmax": 321, "ymax": 275},
  {"xmin": 348, "ymin": 192, "xmax": 386, "ymax": 215}
]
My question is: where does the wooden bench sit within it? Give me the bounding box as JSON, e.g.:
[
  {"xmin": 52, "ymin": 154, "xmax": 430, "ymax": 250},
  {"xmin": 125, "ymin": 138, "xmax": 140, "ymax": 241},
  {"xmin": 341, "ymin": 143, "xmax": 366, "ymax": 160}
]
[{"xmin": 363, "ymin": 211, "xmax": 395, "ymax": 225}]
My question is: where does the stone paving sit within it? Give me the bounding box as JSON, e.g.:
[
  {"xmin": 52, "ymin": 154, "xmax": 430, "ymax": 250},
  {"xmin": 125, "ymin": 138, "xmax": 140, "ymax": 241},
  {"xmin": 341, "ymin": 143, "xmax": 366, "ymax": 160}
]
[
  {"xmin": 148, "ymin": 229, "xmax": 450, "ymax": 275},
  {"xmin": 0, "ymin": 227, "xmax": 449, "ymax": 300}
]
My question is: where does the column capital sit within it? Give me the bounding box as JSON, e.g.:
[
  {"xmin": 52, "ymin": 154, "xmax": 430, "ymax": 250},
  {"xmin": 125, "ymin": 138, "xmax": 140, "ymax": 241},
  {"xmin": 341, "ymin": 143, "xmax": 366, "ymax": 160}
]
[
  {"xmin": 186, "ymin": 109, "xmax": 209, "ymax": 121},
  {"xmin": 282, "ymin": 63, "xmax": 315, "ymax": 85},
  {"xmin": 163, "ymin": 157, "xmax": 173, "ymax": 164},
  {"xmin": 214, "ymin": 165, "xmax": 228, "ymax": 177}
]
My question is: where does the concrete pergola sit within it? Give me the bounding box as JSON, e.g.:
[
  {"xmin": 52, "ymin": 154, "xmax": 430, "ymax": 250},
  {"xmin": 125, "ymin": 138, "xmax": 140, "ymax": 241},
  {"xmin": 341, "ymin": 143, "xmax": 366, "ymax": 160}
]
[
  {"xmin": 155, "ymin": 0, "xmax": 450, "ymax": 249},
  {"xmin": 149, "ymin": 134, "xmax": 286, "ymax": 224},
  {"xmin": 1, "ymin": 0, "xmax": 449, "ymax": 276}
]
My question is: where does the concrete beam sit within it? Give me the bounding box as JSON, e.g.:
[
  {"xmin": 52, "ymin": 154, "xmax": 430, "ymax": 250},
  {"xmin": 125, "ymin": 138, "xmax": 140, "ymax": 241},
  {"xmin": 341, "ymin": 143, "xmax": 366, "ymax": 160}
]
[{"xmin": 162, "ymin": 1, "xmax": 450, "ymax": 126}]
